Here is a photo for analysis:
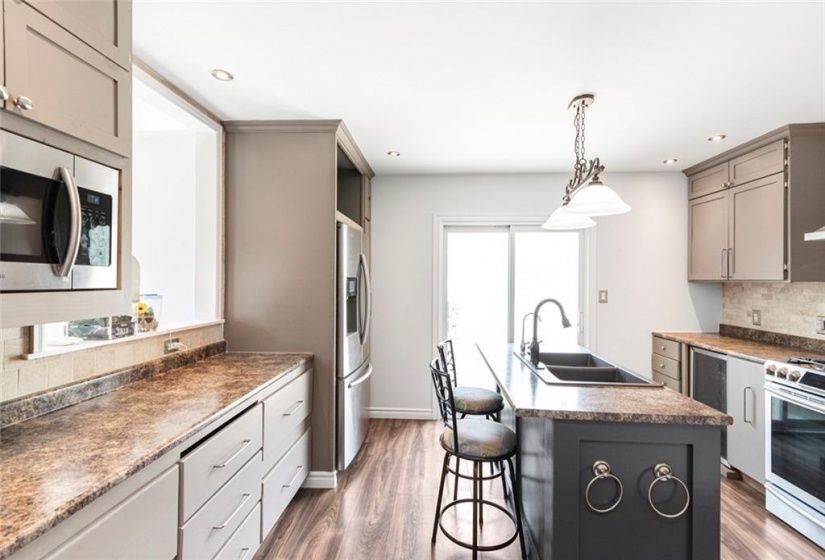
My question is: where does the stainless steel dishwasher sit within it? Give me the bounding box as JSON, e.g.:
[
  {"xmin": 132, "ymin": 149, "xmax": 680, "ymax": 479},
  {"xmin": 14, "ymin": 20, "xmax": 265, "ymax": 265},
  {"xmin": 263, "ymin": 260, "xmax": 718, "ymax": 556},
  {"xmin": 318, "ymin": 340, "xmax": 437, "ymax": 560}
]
[{"xmin": 690, "ymin": 347, "xmax": 728, "ymax": 462}]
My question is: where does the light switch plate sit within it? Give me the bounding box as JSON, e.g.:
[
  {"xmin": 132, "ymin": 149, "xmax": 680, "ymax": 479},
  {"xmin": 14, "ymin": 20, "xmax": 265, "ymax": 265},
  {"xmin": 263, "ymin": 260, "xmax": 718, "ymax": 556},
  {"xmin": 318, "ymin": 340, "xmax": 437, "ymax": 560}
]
[
  {"xmin": 817, "ymin": 316, "xmax": 825, "ymax": 335},
  {"xmin": 752, "ymin": 309, "xmax": 761, "ymax": 326},
  {"xmin": 598, "ymin": 290, "xmax": 608, "ymax": 304}
]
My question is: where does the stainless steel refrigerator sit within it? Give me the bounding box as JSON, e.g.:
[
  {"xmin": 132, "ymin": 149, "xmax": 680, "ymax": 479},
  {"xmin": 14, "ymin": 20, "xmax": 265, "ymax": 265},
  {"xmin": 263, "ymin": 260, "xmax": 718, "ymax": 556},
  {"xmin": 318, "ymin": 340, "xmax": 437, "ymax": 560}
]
[{"xmin": 336, "ymin": 219, "xmax": 373, "ymax": 470}]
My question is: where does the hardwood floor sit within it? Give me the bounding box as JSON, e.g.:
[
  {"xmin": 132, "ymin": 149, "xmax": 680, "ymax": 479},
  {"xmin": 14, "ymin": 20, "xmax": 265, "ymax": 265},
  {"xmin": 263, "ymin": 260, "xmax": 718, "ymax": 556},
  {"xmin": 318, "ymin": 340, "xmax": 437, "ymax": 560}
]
[{"xmin": 257, "ymin": 419, "xmax": 824, "ymax": 559}]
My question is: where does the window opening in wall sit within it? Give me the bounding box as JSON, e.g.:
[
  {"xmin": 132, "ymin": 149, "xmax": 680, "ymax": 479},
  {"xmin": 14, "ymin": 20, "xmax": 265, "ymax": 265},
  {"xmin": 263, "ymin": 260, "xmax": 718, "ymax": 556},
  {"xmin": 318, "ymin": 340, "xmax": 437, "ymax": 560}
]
[
  {"xmin": 31, "ymin": 68, "xmax": 222, "ymax": 354},
  {"xmin": 442, "ymin": 223, "xmax": 584, "ymax": 387}
]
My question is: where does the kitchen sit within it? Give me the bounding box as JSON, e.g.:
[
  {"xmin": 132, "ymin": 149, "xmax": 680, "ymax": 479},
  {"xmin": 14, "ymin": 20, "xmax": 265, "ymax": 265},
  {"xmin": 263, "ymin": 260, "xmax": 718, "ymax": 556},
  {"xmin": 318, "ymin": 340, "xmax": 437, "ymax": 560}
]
[{"xmin": 0, "ymin": 1, "xmax": 824, "ymax": 559}]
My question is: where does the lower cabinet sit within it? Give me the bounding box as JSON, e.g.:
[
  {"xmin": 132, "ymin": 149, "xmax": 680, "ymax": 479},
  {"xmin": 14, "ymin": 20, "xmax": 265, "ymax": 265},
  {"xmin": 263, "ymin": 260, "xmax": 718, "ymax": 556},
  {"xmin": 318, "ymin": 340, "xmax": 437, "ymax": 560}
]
[
  {"xmin": 11, "ymin": 365, "xmax": 313, "ymax": 560},
  {"xmin": 520, "ymin": 418, "xmax": 722, "ymax": 560},
  {"xmin": 42, "ymin": 467, "xmax": 178, "ymax": 560},
  {"xmin": 726, "ymin": 357, "xmax": 765, "ymax": 483}
]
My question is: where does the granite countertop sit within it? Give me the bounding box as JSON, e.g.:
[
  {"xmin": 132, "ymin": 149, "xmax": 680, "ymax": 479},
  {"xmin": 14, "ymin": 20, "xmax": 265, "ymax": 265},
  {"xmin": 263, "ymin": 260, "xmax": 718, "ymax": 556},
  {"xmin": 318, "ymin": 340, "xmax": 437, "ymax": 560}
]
[
  {"xmin": 477, "ymin": 344, "xmax": 729, "ymax": 426},
  {"xmin": 0, "ymin": 352, "xmax": 311, "ymax": 559},
  {"xmin": 653, "ymin": 331, "xmax": 825, "ymax": 363}
]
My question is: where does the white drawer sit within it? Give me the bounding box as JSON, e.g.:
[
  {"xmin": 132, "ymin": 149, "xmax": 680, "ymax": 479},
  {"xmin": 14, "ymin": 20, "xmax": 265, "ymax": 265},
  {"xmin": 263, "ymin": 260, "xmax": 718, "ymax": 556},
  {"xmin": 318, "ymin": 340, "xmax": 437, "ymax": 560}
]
[
  {"xmin": 214, "ymin": 502, "xmax": 261, "ymax": 560},
  {"xmin": 44, "ymin": 467, "xmax": 178, "ymax": 560},
  {"xmin": 180, "ymin": 451, "xmax": 262, "ymax": 560},
  {"xmin": 181, "ymin": 404, "xmax": 263, "ymax": 521},
  {"xmin": 263, "ymin": 370, "xmax": 311, "ymax": 471},
  {"xmin": 651, "ymin": 354, "xmax": 681, "ymax": 382},
  {"xmin": 652, "ymin": 336, "xmax": 681, "ymax": 361},
  {"xmin": 261, "ymin": 429, "xmax": 310, "ymax": 538}
]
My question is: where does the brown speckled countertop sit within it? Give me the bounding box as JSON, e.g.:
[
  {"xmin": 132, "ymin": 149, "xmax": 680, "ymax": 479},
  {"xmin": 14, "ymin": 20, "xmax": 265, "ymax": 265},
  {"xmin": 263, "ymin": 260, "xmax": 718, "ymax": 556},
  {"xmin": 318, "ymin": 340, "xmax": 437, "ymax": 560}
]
[
  {"xmin": 0, "ymin": 352, "xmax": 311, "ymax": 559},
  {"xmin": 477, "ymin": 344, "xmax": 729, "ymax": 426},
  {"xmin": 653, "ymin": 331, "xmax": 825, "ymax": 364}
]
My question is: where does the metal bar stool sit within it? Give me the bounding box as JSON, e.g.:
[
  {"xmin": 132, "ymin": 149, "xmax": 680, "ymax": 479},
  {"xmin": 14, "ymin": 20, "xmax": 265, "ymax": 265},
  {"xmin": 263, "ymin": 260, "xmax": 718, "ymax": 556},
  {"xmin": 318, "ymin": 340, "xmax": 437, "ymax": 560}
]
[
  {"xmin": 437, "ymin": 339, "xmax": 505, "ymax": 498},
  {"xmin": 429, "ymin": 359, "xmax": 526, "ymax": 559}
]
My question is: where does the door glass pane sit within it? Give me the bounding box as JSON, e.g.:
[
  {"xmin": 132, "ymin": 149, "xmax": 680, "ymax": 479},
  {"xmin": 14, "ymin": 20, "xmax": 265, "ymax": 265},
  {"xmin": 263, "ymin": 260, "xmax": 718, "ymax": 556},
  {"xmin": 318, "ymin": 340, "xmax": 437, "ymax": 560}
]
[
  {"xmin": 514, "ymin": 230, "xmax": 579, "ymax": 347},
  {"xmin": 446, "ymin": 229, "xmax": 509, "ymax": 353}
]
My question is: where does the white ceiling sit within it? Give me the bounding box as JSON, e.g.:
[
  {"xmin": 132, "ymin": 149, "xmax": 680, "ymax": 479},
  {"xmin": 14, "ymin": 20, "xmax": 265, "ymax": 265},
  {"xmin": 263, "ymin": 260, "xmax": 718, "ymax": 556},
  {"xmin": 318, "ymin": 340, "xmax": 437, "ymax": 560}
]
[{"xmin": 133, "ymin": 1, "xmax": 825, "ymax": 175}]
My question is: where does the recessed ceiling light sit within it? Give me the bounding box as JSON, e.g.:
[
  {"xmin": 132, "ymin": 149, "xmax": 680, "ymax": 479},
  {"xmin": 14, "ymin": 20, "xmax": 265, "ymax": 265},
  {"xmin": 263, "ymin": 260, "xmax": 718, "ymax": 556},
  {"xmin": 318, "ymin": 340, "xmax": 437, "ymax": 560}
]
[
  {"xmin": 387, "ymin": 151, "xmax": 401, "ymax": 157},
  {"xmin": 663, "ymin": 158, "xmax": 679, "ymax": 165},
  {"xmin": 708, "ymin": 134, "xmax": 726, "ymax": 142},
  {"xmin": 211, "ymin": 69, "xmax": 234, "ymax": 82}
]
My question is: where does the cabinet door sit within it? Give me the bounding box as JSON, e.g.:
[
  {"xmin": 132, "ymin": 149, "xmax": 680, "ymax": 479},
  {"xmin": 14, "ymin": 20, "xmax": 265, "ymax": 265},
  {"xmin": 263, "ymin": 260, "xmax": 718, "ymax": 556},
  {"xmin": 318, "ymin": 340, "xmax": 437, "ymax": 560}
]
[
  {"xmin": 688, "ymin": 162, "xmax": 729, "ymax": 199},
  {"xmin": 43, "ymin": 467, "xmax": 178, "ymax": 560},
  {"xmin": 729, "ymin": 140, "xmax": 785, "ymax": 188},
  {"xmin": 729, "ymin": 173, "xmax": 785, "ymax": 281},
  {"xmin": 362, "ymin": 176, "xmax": 372, "ymax": 222},
  {"xmin": 4, "ymin": 0, "xmax": 131, "ymax": 156},
  {"xmin": 22, "ymin": 0, "xmax": 131, "ymax": 70},
  {"xmin": 688, "ymin": 192, "xmax": 729, "ymax": 280},
  {"xmin": 726, "ymin": 357, "xmax": 765, "ymax": 483}
]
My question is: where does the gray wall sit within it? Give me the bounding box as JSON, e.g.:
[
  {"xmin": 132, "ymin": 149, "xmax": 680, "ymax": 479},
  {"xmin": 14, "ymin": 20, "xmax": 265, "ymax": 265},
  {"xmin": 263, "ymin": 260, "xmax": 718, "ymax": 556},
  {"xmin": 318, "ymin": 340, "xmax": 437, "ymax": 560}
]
[{"xmin": 369, "ymin": 172, "xmax": 722, "ymax": 417}]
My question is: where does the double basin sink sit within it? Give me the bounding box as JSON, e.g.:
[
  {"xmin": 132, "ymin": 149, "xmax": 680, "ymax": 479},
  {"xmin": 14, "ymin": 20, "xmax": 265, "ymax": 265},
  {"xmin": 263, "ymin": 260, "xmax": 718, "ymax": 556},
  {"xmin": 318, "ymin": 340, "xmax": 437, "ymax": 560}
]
[{"xmin": 515, "ymin": 351, "xmax": 663, "ymax": 388}]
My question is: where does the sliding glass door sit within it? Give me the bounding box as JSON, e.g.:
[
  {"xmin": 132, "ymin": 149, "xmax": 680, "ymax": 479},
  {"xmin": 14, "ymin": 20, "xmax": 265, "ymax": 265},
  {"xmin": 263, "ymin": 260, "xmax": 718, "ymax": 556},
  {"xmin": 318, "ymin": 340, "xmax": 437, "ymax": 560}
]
[{"xmin": 443, "ymin": 224, "xmax": 583, "ymax": 375}]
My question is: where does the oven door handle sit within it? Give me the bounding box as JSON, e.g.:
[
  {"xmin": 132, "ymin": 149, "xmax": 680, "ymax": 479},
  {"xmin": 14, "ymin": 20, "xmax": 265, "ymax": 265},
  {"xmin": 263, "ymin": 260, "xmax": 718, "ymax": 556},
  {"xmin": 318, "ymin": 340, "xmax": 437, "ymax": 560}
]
[
  {"xmin": 53, "ymin": 167, "xmax": 82, "ymax": 278},
  {"xmin": 766, "ymin": 486, "xmax": 825, "ymax": 530},
  {"xmin": 765, "ymin": 385, "xmax": 825, "ymax": 414}
]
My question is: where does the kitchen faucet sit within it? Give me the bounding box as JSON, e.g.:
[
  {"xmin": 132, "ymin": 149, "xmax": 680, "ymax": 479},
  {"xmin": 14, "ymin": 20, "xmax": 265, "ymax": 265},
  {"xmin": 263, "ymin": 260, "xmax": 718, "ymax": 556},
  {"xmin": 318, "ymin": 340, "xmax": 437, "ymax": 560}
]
[
  {"xmin": 520, "ymin": 312, "xmax": 541, "ymax": 355},
  {"xmin": 530, "ymin": 298, "xmax": 572, "ymax": 366}
]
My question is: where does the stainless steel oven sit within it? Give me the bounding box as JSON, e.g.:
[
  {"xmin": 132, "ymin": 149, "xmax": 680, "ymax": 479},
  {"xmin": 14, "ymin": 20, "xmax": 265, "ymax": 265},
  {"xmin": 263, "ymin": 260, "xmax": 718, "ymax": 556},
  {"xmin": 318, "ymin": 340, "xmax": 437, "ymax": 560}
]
[
  {"xmin": 764, "ymin": 359, "xmax": 825, "ymax": 550},
  {"xmin": 0, "ymin": 130, "xmax": 119, "ymax": 292}
]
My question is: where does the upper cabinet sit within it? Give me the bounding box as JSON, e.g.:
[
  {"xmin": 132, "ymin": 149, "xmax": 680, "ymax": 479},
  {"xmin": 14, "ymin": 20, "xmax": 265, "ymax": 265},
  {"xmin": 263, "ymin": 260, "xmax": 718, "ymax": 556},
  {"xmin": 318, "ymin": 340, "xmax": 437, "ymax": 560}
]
[
  {"xmin": 21, "ymin": 0, "xmax": 132, "ymax": 70},
  {"xmin": 685, "ymin": 125, "xmax": 825, "ymax": 282},
  {"xmin": 1, "ymin": 0, "xmax": 132, "ymax": 157}
]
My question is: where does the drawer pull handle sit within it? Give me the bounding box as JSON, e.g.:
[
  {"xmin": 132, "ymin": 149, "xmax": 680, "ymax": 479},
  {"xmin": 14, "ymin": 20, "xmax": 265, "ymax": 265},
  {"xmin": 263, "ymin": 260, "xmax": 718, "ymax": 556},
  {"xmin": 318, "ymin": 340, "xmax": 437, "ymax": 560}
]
[
  {"xmin": 282, "ymin": 401, "xmax": 305, "ymax": 417},
  {"xmin": 584, "ymin": 460, "xmax": 623, "ymax": 514},
  {"xmin": 647, "ymin": 463, "xmax": 690, "ymax": 519},
  {"xmin": 660, "ymin": 345, "xmax": 666, "ymax": 351},
  {"xmin": 659, "ymin": 363, "xmax": 665, "ymax": 368},
  {"xmin": 213, "ymin": 493, "xmax": 251, "ymax": 530},
  {"xmin": 282, "ymin": 465, "xmax": 304, "ymax": 488},
  {"xmin": 239, "ymin": 547, "xmax": 251, "ymax": 560},
  {"xmin": 213, "ymin": 439, "xmax": 252, "ymax": 469}
]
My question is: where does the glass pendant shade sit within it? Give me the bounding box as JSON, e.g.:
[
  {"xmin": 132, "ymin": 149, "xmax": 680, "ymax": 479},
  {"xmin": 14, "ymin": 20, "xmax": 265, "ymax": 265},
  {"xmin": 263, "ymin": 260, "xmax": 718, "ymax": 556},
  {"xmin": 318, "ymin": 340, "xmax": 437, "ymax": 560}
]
[
  {"xmin": 541, "ymin": 205, "xmax": 596, "ymax": 230},
  {"xmin": 564, "ymin": 182, "xmax": 631, "ymax": 216}
]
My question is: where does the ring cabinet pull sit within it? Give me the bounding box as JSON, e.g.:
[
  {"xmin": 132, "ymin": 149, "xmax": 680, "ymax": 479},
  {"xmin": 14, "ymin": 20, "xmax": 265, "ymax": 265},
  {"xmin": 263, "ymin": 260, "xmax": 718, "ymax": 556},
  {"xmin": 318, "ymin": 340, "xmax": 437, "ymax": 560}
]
[
  {"xmin": 647, "ymin": 463, "xmax": 691, "ymax": 519},
  {"xmin": 584, "ymin": 460, "xmax": 623, "ymax": 514}
]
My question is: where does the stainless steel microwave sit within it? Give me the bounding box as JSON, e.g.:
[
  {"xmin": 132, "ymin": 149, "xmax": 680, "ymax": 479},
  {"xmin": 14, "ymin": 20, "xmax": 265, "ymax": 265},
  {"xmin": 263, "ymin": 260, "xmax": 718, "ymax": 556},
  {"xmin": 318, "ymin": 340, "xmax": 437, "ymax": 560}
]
[{"xmin": 0, "ymin": 130, "xmax": 119, "ymax": 292}]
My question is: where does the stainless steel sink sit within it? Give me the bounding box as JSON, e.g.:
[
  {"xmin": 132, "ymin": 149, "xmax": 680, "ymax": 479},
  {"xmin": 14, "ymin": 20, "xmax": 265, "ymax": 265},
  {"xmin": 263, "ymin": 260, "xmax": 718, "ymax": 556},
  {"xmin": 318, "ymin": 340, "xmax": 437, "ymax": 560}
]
[
  {"xmin": 539, "ymin": 352, "xmax": 613, "ymax": 368},
  {"xmin": 514, "ymin": 351, "xmax": 662, "ymax": 387}
]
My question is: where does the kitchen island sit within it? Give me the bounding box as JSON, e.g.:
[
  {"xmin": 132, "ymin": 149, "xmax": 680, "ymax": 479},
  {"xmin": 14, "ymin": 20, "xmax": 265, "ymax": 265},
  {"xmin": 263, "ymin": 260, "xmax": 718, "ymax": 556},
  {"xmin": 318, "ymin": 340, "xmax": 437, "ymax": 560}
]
[{"xmin": 477, "ymin": 344, "xmax": 730, "ymax": 560}]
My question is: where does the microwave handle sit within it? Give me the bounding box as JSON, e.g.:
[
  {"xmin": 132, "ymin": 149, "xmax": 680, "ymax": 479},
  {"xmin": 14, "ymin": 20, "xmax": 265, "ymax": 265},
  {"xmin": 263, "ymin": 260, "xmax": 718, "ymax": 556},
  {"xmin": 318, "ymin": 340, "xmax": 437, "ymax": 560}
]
[{"xmin": 53, "ymin": 167, "xmax": 82, "ymax": 278}]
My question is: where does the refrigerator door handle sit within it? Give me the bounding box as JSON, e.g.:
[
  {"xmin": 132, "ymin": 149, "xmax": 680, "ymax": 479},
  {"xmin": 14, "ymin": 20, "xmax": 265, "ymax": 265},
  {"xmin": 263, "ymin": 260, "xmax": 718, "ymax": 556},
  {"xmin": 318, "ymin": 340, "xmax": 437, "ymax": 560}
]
[
  {"xmin": 348, "ymin": 364, "xmax": 373, "ymax": 389},
  {"xmin": 359, "ymin": 253, "xmax": 372, "ymax": 344}
]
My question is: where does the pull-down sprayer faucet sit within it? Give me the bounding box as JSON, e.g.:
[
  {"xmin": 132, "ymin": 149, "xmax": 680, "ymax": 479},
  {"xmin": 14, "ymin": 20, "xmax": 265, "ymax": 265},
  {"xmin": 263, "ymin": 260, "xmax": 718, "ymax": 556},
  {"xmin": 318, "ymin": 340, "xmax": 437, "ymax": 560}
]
[{"xmin": 529, "ymin": 298, "xmax": 572, "ymax": 366}]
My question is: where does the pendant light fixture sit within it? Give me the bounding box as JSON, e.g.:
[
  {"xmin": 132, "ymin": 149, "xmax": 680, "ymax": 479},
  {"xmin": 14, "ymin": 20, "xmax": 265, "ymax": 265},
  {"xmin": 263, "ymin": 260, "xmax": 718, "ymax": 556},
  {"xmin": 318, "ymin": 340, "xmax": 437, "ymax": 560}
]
[{"xmin": 542, "ymin": 94, "xmax": 630, "ymax": 230}]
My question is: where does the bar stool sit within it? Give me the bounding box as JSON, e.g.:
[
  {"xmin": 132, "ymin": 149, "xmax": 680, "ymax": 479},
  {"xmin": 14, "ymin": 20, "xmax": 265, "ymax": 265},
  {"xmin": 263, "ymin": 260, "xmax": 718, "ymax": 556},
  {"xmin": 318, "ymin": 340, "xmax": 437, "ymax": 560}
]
[
  {"xmin": 437, "ymin": 339, "xmax": 505, "ymax": 497},
  {"xmin": 429, "ymin": 359, "xmax": 525, "ymax": 559}
]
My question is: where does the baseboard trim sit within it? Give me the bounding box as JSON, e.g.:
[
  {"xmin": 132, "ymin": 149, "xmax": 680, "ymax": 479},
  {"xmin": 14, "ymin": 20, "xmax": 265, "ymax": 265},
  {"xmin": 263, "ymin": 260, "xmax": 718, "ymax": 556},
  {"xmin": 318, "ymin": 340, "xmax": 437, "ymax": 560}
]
[
  {"xmin": 368, "ymin": 407, "xmax": 433, "ymax": 420},
  {"xmin": 303, "ymin": 470, "xmax": 337, "ymax": 489}
]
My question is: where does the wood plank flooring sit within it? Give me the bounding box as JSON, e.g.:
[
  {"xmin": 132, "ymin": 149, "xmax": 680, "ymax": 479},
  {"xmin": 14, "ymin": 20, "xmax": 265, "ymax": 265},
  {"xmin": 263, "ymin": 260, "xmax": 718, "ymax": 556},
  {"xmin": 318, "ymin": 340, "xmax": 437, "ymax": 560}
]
[{"xmin": 257, "ymin": 419, "xmax": 824, "ymax": 560}]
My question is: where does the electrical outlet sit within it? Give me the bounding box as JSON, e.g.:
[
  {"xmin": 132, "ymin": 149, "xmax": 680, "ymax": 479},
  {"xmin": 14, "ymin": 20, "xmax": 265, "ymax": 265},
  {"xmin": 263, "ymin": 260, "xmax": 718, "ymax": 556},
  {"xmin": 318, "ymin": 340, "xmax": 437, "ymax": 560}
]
[
  {"xmin": 816, "ymin": 316, "xmax": 825, "ymax": 335},
  {"xmin": 598, "ymin": 290, "xmax": 608, "ymax": 304},
  {"xmin": 752, "ymin": 309, "xmax": 761, "ymax": 326},
  {"xmin": 164, "ymin": 338, "xmax": 181, "ymax": 354}
]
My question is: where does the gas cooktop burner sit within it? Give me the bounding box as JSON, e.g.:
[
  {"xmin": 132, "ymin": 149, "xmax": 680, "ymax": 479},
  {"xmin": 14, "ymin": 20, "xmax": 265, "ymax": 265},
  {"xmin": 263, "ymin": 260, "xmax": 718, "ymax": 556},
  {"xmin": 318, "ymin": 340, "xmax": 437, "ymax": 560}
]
[{"xmin": 786, "ymin": 357, "xmax": 825, "ymax": 371}]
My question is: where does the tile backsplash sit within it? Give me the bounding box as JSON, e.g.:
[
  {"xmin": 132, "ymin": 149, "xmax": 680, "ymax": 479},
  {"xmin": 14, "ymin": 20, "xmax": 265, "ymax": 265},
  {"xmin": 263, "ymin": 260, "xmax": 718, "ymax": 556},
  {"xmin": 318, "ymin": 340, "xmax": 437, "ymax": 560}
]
[
  {"xmin": 1, "ymin": 323, "xmax": 224, "ymax": 403},
  {"xmin": 722, "ymin": 282, "xmax": 825, "ymax": 339}
]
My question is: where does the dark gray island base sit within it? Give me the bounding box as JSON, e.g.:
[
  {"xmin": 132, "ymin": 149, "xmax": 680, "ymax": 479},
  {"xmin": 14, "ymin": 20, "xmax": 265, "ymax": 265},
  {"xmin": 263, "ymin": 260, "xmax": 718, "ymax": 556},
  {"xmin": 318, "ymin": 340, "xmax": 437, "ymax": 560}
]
[{"xmin": 477, "ymin": 344, "xmax": 730, "ymax": 560}]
